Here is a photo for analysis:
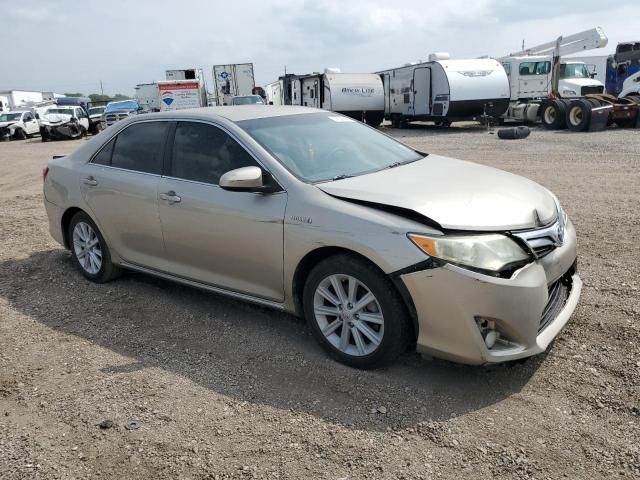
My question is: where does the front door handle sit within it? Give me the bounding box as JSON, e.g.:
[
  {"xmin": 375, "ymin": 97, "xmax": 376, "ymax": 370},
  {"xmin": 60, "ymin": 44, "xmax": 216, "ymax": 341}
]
[
  {"xmin": 83, "ymin": 176, "xmax": 98, "ymax": 186},
  {"xmin": 159, "ymin": 191, "xmax": 181, "ymax": 204}
]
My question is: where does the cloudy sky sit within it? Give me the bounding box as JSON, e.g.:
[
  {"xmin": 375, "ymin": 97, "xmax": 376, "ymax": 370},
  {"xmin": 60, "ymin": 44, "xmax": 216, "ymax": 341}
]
[{"xmin": 2, "ymin": 0, "xmax": 639, "ymax": 96}]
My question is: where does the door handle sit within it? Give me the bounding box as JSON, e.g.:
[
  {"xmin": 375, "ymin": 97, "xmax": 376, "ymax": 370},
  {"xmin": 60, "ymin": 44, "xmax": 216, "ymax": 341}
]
[
  {"xmin": 159, "ymin": 191, "xmax": 181, "ymax": 203},
  {"xmin": 83, "ymin": 176, "xmax": 98, "ymax": 186}
]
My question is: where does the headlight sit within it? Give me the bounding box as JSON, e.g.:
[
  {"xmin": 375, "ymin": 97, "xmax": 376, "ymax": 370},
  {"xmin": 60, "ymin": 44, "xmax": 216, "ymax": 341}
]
[
  {"xmin": 562, "ymin": 89, "xmax": 577, "ymax": 96},
  {"xmin": 408, "ymin": 233, "xmax": 530, "ymax": 274}
]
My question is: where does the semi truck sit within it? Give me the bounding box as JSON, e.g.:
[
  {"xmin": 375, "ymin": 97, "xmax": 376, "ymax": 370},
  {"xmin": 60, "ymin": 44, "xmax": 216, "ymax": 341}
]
[
  {"xmin": 212, "ymin": 63, "xmax": 255, "ymax": 106},
  {"xmin": 605, "ymin": 41, "xmax": 640, "ymax": 97},
  {"xmin": 266, "ymin": 69, "xmax": 385, "ymax": 126},
  {"xmin": 377, "ymin": 54, "xmax": 510, "ymax": 127},
  {"xmin": 498, "ymin": 27, "xmax": 608, "ymax": 126}
]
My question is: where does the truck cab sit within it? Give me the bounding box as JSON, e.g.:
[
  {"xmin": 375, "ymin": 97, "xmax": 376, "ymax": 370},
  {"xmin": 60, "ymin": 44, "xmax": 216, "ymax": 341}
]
[{"xmin": 501, "ymin": 56, "xmax": 604, "ymax": 100}]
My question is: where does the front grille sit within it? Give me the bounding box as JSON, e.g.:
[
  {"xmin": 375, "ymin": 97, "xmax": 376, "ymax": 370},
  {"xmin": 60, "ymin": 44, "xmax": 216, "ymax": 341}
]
[
  {"xmin": 582, "ymin": 85, "xmax": 604, "ymax": 96},
  {"xmin": 539, "ymin": 278, "xmax": 571, "ymax": 333},
  {"xmin": 104, "ymin": 112, "xmax": 129, "ymax": 126},
  {"xmin": 513, "ymin": 218, "xmax": 565, "ymax": 259}
]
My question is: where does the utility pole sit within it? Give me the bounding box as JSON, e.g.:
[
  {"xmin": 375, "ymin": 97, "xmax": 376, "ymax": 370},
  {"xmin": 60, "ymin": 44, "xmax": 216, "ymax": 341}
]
[
  {"xmin": 522, "ymin": 39, "xmax": 525, "ymax": 51},
  {"xmin": 100, "ymin": 80, "xmax": 104, "ymax": 95}
]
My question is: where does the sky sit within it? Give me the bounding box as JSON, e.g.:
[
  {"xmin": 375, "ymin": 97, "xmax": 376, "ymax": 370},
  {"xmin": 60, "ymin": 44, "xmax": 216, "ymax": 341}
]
[{"xmin": 1, "ymin": 0, "xmax": 639, "ymax": 96}]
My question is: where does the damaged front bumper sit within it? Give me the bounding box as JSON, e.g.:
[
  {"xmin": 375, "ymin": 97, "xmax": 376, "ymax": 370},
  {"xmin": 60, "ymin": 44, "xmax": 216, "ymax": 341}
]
[
  {"xmin": 399, "ymin": 219, "xmax": 581, "ymax": 365},
  {"xmin": 40, "ymin": 122, "xmax": 83, "ymax": 140}
]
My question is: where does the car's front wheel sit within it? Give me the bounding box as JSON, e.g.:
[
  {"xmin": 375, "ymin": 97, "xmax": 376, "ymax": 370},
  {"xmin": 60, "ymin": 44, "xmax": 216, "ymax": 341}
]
[
  {"xmin": 68, "ymin": 212, "xmax": 120, "ymax": 283},
  {"xmin": 303, "ymin": 254, "xmax": 411, "ymax": 369}
]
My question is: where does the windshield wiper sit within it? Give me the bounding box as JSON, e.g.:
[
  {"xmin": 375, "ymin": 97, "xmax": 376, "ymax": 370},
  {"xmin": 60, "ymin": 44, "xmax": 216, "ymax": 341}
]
[{"xmin": 332, "ymin": 174, "xmax": 354, "ymax": 181}]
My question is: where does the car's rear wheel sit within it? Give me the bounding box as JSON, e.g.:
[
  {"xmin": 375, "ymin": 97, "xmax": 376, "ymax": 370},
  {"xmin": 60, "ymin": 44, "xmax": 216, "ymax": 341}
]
[
  {"xmin": 68, "ymin": 212, "xmax": 120, "ymax": 283},
  {"xmin": 303, "ymin": 254, "xmax": 410, "ymax": 369}
]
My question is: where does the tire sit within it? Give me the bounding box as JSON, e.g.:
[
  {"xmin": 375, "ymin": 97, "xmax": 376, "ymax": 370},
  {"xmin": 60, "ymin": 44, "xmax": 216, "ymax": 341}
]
[
  {"xmin": 302, "ymin": 254, "xmax": 411, "ymax": 369},
  {"xmin": 68, "ymin": 211, "xmax": 121, "ymax": 283},
  {"xmin": 566, "ymin": 99, "xmax": 592, "ymax": 131},
  {"xmin": 390, "ymin": 114, "xmax": 402, "ymax": 128},
  {"xmin": 540, "ymin": 100, "xmax": 567, "ymax": 130},
  {"xmin": 79, "ymin": 126, "xmax": 87, "ymax": 138},
  {"xmin": 14, "ymin": 128, "xmax": 27, "ymax": 140},
  {"xmin": 497, "ymin": 126, "xmax": 531, "ymax": 140}
]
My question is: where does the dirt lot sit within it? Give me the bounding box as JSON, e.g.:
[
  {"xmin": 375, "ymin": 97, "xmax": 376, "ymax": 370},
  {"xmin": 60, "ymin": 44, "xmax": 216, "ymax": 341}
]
[{"xmin": 0, "ymin": 125, "xmax": 638, "ymax": 480}]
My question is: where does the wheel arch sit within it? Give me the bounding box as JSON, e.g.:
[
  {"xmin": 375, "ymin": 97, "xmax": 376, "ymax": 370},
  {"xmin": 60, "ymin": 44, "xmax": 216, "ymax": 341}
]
[
  {"xmin": 291, "ymin": 246, "xmax": 418, "ymax": 340},
  {"xmin": 60, "ymin": 206, "xmax": 86, "ymax": 249}
]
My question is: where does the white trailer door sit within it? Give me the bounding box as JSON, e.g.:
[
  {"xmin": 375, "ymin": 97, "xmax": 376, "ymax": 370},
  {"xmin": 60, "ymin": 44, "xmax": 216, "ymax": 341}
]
[
  {"xmin": 412, "ymin": 68, "xmax": 431, "ymax": 115},
  {"xmin": 383, "ymin": 73, "xmax": 391, "ymax": 114}
]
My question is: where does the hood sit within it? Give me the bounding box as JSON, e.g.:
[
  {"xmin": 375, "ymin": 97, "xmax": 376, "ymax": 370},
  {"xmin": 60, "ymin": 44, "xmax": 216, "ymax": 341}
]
[
  {"xmin": 316, "ymin": 155, "xmax": 557, "ymax": 231},
  {"xmin": 561, "ymin": 78, "xmax": 602, "ymax": 89},
  {"xmin": 41, "ymin": 113, "xmax": 72, "ymax": 124},
  {"xmin": 0, "ymin": 121, "xmax": 16, "ymax": 128}
]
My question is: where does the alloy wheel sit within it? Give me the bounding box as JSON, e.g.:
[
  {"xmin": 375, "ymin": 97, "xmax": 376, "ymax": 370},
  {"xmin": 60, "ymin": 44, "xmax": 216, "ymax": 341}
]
[
  {"xmin": 313, "ymin": 274, "xmax": 384, "ymax": 357},
  {"xmin": 72, "ymin": 221, "xmax": 103, "ymax": 274}
]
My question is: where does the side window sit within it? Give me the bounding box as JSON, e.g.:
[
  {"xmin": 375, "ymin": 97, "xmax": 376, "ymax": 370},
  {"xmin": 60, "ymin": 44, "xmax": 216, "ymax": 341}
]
[
  {"xmin": 92, "ymin": 137, "xmax": 116, "ymax": 166},
  {"xmin": 502, "ymin": 63, "xmax": 511, "ymax": 76},
  {"xmin": 171, "ymin": 121, "xmax": 258, "ymax": 185},
  {"xmin": 111, "ymin": 122, "xmax": 167, "ymax": 174},
  {"xmin": 519, "ymin": 62, "xmax": 536, "ymax": 75},
  {"xmin": 536, "ymin": 61, "xmax": 550, "ymax": 75},
  {"xmin": 23, "ymin": 113, "xmax": 33, "ymax": 121}
]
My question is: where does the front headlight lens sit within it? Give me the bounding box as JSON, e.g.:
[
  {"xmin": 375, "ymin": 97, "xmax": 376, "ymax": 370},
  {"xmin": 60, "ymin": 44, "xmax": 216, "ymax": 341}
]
[{"xmin": 408, "ymin": 233, "xmax": 530, "ymax": 273}]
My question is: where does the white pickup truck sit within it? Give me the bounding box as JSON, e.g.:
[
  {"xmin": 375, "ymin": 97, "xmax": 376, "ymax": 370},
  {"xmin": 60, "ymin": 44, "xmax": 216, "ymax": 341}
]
[{"xmin": 0, "ymin": 110, "xmax": 40, "ymax": 140}]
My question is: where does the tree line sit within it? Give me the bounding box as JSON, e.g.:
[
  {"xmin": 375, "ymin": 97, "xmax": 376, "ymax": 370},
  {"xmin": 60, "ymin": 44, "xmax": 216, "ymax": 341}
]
[{"xmin": 63, "ymin": 93, "xmax": 131, "ymax": 103}]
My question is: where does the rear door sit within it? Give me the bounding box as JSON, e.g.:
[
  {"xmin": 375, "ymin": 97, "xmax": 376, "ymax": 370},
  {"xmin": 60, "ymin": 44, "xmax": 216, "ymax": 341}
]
[
  {"xmin": 22, "ymin": 112, "xmax": 39, "ymax": 135},
  {"xmin": 412, "ymin": 67, "xmax": 431, "ymax": 115},
  {"xmin": 79, "ymin": 121, "xmax": 169, "ymax": 270},
  {"xmin": 158, "ymin": 121, "xmax": 287, "ymax": 301}
]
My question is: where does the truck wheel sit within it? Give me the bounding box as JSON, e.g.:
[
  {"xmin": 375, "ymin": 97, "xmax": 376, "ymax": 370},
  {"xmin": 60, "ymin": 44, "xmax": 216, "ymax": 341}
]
[
  {"xmin": 540, "ymin": 100, "xmax": 567, "ymax": 130},
  {"xmin": 566, "ymin": 99, "xmax": 593, "ymax": 132},
  {"xmin": 14, "ymin": 128, "xmax": 27, "ymax": 140}
]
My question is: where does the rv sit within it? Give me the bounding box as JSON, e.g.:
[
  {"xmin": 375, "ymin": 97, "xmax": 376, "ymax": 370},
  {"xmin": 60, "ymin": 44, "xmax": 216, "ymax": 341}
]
[
  {"xmin": 212, "ymin": 63, "xmax": 255, "ymax": 106},
  {"xmin": 378, "ymin": 54, "xmax": 510, "ymax": 127},
  {"xmin": 266, "ymin": 69, "xmax": 385, "ymax": 126}
]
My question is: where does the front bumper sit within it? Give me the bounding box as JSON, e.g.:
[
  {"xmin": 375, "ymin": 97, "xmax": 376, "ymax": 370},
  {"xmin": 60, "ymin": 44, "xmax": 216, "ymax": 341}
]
[{"xmin": 400, "ymin": 221, "xmax": 581, "ymax": 365}]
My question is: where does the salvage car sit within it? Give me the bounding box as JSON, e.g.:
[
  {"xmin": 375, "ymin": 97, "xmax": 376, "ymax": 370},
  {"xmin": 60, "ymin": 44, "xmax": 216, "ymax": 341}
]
[
  {"xmin": 42, "ymin": 106, "xmax": 581, "ymax": 368},
  {"xmin": 0, "ymin": 110, "xmax": 40, "ymax": 140},
  {"xmin": 87, "ymin": 106, "xmax": 106, "ymax": 135},
  {"xmin": 102, "ymin": 100, "xmax": 140, "ymax": 127},
  {"xmin": 40, "ymin": 106, "xmax": 90, "ymax": 141}
]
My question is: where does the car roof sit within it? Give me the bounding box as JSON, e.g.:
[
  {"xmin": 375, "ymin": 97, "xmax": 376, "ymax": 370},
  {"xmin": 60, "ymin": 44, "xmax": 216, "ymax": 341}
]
[{"xmin": 145, "ymin": 105, "xmax": 323, "ymax": 122}]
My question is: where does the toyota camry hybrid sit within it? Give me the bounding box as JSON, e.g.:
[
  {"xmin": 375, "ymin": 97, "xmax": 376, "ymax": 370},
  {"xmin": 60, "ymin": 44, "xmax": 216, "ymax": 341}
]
[{"xmin": 43, "ymin": 106, "xmax": 581, "ymax": 369}]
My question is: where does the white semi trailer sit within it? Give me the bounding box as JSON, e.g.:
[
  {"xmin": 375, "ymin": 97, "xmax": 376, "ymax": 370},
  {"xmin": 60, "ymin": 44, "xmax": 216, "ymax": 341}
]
[
  {"xmin": 266, "ymin": 69, "xmax": 385, "ymax": 126},
  {"xmin": 377, "ymin": 54, "xmax": 510, "ymax": 127},
  {"xmin": 212, "ymin": 63, "xmax": 255, "ymax": 106}
]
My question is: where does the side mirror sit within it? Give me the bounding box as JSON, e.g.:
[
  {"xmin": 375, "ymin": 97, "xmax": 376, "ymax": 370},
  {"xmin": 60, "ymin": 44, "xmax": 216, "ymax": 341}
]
[{"xmin": 219, "ymin": 166, "xmax": 277, "ymax": 193}]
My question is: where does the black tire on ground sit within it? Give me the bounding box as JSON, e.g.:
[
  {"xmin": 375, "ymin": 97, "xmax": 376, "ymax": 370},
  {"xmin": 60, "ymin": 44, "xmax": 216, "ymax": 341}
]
[
  {"xmin": 497, "ymin": 126, "xmax": 531, "ymax": 140},
  {"xmin": 79, "ymin": 126, "xmax": 87, "ymax": 138},
  {"xmin": 390, "ymin": 114, "xmax": 402, "ymax": 128},
  {"xmin": 68, "ymin": 211, "xmax": 121, "ymax": 283},
  {"xmin": 540, "ymin": 99, "xmax": 567, "ymax": 130},
  {"xmin": 566, "ymin": 99, "xmax": 593, "ymax": 131},
  {"xmin": 302, "ymin": 254, "xmax": 411, "ymax": 369},
  {"xmin": 14, "ymin": 128, "xmax": 27, "ymax": 140}
]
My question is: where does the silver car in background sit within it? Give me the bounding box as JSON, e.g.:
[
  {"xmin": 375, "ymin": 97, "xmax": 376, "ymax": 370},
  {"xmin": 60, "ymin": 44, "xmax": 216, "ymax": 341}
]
[{"xmin": 43, "ymin": 106, "xmax": 581, "ymax": 368}]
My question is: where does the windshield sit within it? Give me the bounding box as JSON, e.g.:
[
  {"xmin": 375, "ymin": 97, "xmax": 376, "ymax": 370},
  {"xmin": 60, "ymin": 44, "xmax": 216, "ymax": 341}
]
[
  {"xmin": 561, "ymin": 63, "xmax": 590, "ymax": 79},
  {"xmin": 89, "ymin": 107, "xmax": 105, "ymax": 115},
  {"xmin": 45, "ymin": 108, "xmax": 74, "ymax": 115},
  {"xmin": 233, "ymin": 96, "xmax": 265, "ymax": 105},
  {"xmin": 0, "ymin": 113, "xmax": 22, "ymax": 121},
  {"xmin": 238, "ymin": 112, "xmax": 424, "ymax": 182}
]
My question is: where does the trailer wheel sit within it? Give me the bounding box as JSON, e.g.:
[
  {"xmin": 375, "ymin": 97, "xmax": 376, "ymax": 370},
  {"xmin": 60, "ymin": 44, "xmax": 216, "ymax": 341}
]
[
  {"xmin": 391, "ymin": 115, "xmax": 402, "ymax": 128},
  {"xmin": 540, "ymin": 100, "xmax": 566, "ymax": 130}
]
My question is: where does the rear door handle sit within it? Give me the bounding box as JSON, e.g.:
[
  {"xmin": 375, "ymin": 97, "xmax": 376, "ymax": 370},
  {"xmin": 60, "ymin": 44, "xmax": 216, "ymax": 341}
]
[
  {"xmin": 83, "ymin": 176, "xmax": 98, "ymax": 186},
  {"xmin": 159, "ymin": 191, "xmax": 181, "ymax": 203}
]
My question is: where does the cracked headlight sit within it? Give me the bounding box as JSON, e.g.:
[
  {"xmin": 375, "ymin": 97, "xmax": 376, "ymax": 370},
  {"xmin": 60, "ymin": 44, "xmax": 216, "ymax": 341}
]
[{"xmin": 408, "ymin": 233, "xmax": 530, "ymax": 275}]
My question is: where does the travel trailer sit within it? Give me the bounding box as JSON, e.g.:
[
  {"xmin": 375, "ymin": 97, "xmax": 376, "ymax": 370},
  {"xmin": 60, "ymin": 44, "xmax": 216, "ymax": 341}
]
[
  {"xmin": 266, "ymin": 69, "xmax": 385, "ymax": 126},
  {"xmin": 378, "ymin": 54, "xmax": 510, "ymax": 127}
]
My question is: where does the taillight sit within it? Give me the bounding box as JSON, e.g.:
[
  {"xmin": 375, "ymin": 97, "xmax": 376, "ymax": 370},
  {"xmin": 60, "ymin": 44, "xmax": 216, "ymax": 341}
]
[{"xmin": 42, "ymin": 166, "xmax": 49, "ymax": 181}]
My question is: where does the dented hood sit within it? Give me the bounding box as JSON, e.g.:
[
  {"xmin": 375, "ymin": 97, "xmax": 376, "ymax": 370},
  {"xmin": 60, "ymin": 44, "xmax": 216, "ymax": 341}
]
[
  {"xmin": 41, "ymin": 113, "xmax": 72, "ymax": 124},
  {"xmin": 317, "ymin": 155, "xmax": 557, "ymax": 231}
]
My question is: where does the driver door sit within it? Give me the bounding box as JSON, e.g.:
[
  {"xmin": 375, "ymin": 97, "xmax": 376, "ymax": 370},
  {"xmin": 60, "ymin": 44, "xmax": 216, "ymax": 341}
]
[
  {"xmin": 22, "ymin": 112, "xmax": 39, "ymax": 135},
  {"xmin": 158, "ymin": 121, "xmax": 287, "ymax": 301}
]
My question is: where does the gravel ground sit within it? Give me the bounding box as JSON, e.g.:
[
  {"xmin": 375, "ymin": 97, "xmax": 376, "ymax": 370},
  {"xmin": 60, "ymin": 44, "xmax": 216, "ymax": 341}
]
[{"xmin": 0, "ymin": 124, "xmax": 638, "ymax": 479}]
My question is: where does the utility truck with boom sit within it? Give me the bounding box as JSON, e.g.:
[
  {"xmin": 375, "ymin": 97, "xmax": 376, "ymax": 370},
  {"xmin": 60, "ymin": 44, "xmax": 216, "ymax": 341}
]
[{"xmin": 499, "ymin": 27, "xmax": 607, "ymax": 126}]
